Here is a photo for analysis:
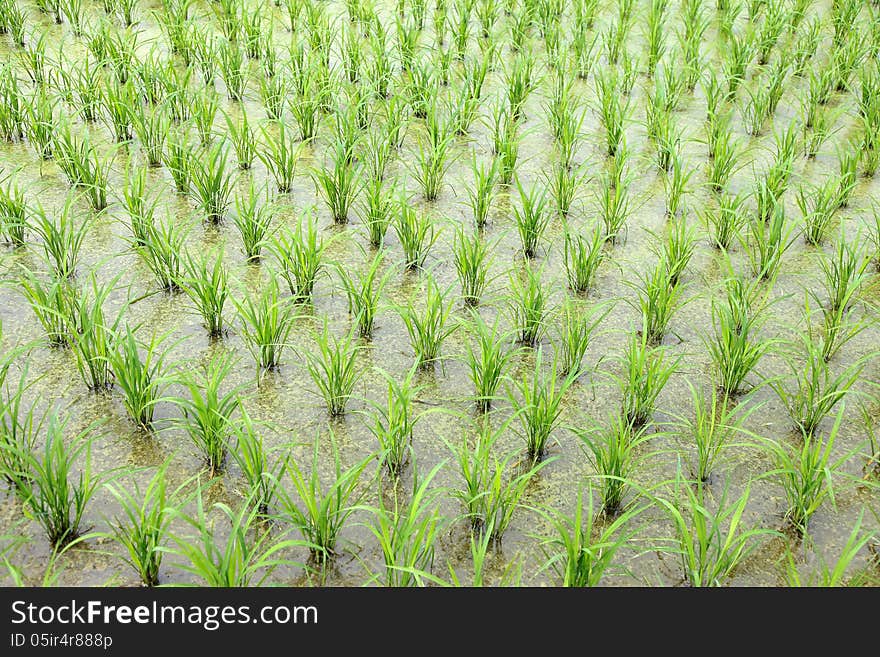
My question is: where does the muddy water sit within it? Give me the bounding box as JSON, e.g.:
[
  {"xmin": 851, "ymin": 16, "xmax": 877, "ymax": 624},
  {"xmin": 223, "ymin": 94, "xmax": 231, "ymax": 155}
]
[{"xmin": 1, "ymin": 0, "xmax": 879, "ymax": 587}]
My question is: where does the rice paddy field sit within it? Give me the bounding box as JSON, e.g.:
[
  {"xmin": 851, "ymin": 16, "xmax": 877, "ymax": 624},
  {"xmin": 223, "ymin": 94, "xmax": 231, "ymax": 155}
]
[{"xmin": 0, "ymin": 0, "xmax": 879, "ymax": 588}]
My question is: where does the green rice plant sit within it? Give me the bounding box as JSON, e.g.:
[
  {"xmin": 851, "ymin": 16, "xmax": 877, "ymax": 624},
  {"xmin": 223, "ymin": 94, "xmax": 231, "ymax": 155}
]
[
  {"xmin": 304, "ymin": 322, "xmax": 363, "ymax": 417},
  {"xmin": 723, "ymin": 30, "xmax": 754, "ymax": 100},
  {"xmin": 595, "ymin": 69, "xmax": 629, "ymax": 157},
  {"xmin": 181, "ymin": 250, "xmax": 229, "ymax": 338},
  {"xmin": 818, "ymin": 233, "xmax": 869, "ymax": 317},
  {"xmin": 360, "ymin": 178, "xmax": 394, "ymax": 248},
  {"xmin": 465, "ymin": 155, "xmax": 496, "ymax": 230},
  {"xmin": 121, "ymin": 165, "xmax": 158, "ymax": 248},
  {"xmin": 707, "ymin": 276, "xmax": 772, "ymax": 395},
  {"xmin": 658, "ymin": 474, "xmax": 775, "ymax": 586},
  {"xmin": 225, "ymin": 109, "xmax": 256, "ymax": 170},
  {"xmin": 289, "ymin": 74, "xmax": 324, "ymax": 142},
  {"xmin": 759, "ymin": 405, "xmax": 850, "ymax": 535},
  {"xmin": 767, "ymin": 326, "xmax": 864, "ymax": 436},
  {"xmin": 52, "ymin": 124, "xmax": 111, "ymax": 212},
  {"xmin": 797, "ymin": 178, "xmax": 839, "ymax": 245},
  {"xmin": 563, "ymin": 224, "xmax": 605, "ymax": 294},
  {"xmin": 547, "ymin": 161, "xmax": 588, "ymax": 219},
  {"xmin": 701, "ymin": 193, "xmax": 747, "ymax": 251},
  {"xmin": 234, "ymin": 277, "xmax": 297, "ymax": 371},
  {"xmin": 576, "ymin": 413, "xmax": 652, "ymax": 516},
  {"xmin": 536, "ymin": 484, "xmax": 644, "ymax": 586},
  {"xmin": 368, "ymin": 367, "xmax": 423, "ymax": 478},
  {"xmin": 616, "ymin": 327, "xmax": 677, "ymax": 428},
  {"xmin": 0, "ymin": 364, "xmax": 44, "ymax": 498},
  {"xmin": 165, "ymin": 487, "xmax": 308, "ymax": 586},
  {"xmin": 108, "ymin": 326, "xmax": 170, "ymax": 430},
  {"xmin": 801, "ymin": 101, "xmax": 838, "ymax": 159},
  {"xmin": 191, "ymin": 90, "xmax": 218, "ymax": 145},
  {"xmin": 462, "ymin": 311, "xmax": 516, "ymax": 413},
  {"xmin": 26, "ymin": 88, "xmax": 56, "ymax": 160},
  {"xmin": 491, "ymin": 103, "xmax": 521, "ymax": 185},
  {"xmin": 508, "ymin": 261, "xmax": 546, "ymax": 347},
  {"xmin": 174, "ymin": 353, "xmax": 241, "ymax": 476},
  {"xmin": 793, "ymin": 16, "xmax": 821, "ymax": 77},
  {"xmin": 453, "ymin": 225, "xmax": 492, "ymax": 307},
  {"xmin": 232, "ymin": 180, "xmax": 273, "ymax": 262},
  {"xmin": 313, "ymin": 142, "xmax": 362, "ymax": 225},
  {"xmin": 513, "ymin": 178, "xmax": 551, "ymax": 259},
  {"xmin": 259, "ymin": 73, "xmax": 287, "ymax": 121},
  {"xmin": 271, "ymin": 209, "xmax": 326, "ymax": 303},
  {"xmin": 188, "ymin": 141, "xmax": 234, "ymax": 224},
  {"xmin": 337, "ymin": 251, "xmax": 389, "ymax": 341},
  {"xmin": 277, "ymin": 434, "xmax": 371, "ymax": 565},
  {"xmin": 367, "ymin": 462, "xmax": 443, "ymax": 587},
  {"xmin": 229, "ymin": 409, "xmax": 283, "ymax": 515},
  {"xmin": 162, "ymin": 128, "xmax": 192, "ymax": 194},
  {"xmin": 448, "ymin": 418, "xmax": 547, "ymax": 540},
  {"xmin": 102, "ymin": 78, "xmax": 135, "ymax": 143},
  {"xmin": 664, "ymin": 152, "xmax": 695, "ymax": 218},
  {"xmin": 598, "ymin": 163, "xmax": 633, "ymax": 245},
  {"xmin": 412, "ymin": 113, "xmax": 455, "ymax": 202},
  {"xmin": 707, "ymin": 123, "xmax": 743, "ymax": 194},
  {"xmin": 835, "ymin": 143, "xmax": 859, "ymax": 209},
  {"xmin": 0, "ymin": 176, "xmax": 27, "ymax": 247},
  {"xmin": 131, "ymin": 104, "xmax": 168, "ymax": 168},
  {"xmin": 258, "ymin": 120, "xmax": 303, "ymax": 193},
  {"xmin": 509, "ymin": 348, "xmax": 575, "ymax": 462},
  {"xmin": 103, "ymin": 463, "xmax": 184, "ymax": 586},
  {"xmin": 626, "ymin": 260, "xmax": 684, "ymax": 346},
  {"xmin": 362, "ymin": 127, "xmax": 395, "ymax": 183},
  {"xmin": 557, "ymin": 298, "xmax": 611, "ymax": 380},
  {"xmin": 29, "ymin": 196, "xmax": 88, "ymax": 280},
  {"xmin": 5, "ymin": 412, "xmax": 102, "ymax": 548},
  {"xmin": 644, "ymin": 0, "xmax": 669, "ymax": 77},
  {"xmin": 743, "ymin": 200, "xmax": 794, "ymax": 281},
  {"xmin": 140, "ymin": 219, "xmax": 185, "ymax": 293},
  {"xmin": 18, "ymin": 271, "xmax": 75, "ymax": 347},
  {"xmin": 394, "ymin": 201, "xmax": 438, "ymax": 271},
  {"xmin": 69, "ymin": 274, "xmax": 122, "ymax": 391},
  {"xmin": 399, "ymin": 275, "xmax": 455, "ymax": 369},
  {"xmin": 219, "ymin": 39, "xmax": 247, "ymax": 101}
]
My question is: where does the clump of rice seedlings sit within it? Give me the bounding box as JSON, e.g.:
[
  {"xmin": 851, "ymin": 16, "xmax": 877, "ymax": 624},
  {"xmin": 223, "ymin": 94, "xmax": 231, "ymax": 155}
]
[
  {"xmin": 462, "ymin": 311, "xmax": 516, "ymax": 413},
  {"xmin": 5, "ymin": 411, "xmax": 102, "ymax": 548},
  {"xmin": 219, "ymin": 39, "xmax": 247, "ymax": 102},
  {"xmin": 627, "ymin": 259, "xmax": 684, "ymax": 346},
  {"xmin": 536, "ymin": 484, "xmax": 644, "ymax": 586},
  {"xmin": 277, "ymin": 434, "xmax": 371, "ymax": 565},
  {"xmin": 272, "ymin": 209, "xmax": 325, "ymax": 303},
  {"xmin": 104, "ymin": 463, "xmax": 183, "ymax": 586},
  {"xmin": 595, "ymin": 69, "xmax": 630, "ymax": 157},
  {"xmin": 598, "ymin": 162, "xmax": 633, "ymax": 245},
  {"xmin": 679, "ymin": 0, "xmax": 708, "ymax": 90},
  {"xmin": 337, "ymin": 251, "xmax": 389, "ymax": 340},
  {"xmin": 18, "ymin": 271, "xmax": 75, "ymax": 347},
  {"xmin": 656, "ymin": 219, "xmax": 696, "ymax": 287},
  {"xmin": 70, "ymin": 274, "xmax": 122, "ymax": 392},
  {"xmin": 175, "ymin": 353, "xmax": 241, "ymax": 476},
  {"xmin": 52, "ymin": 124, "xmax": 111, "ymax": 212},
  {"xmin": 191, "ymin": 90, "xmax": 218, "ymax": 145},
  {"xmin": 181, "ymin": 250, "xmax": 229, "ymax": 339},
  {"xmin": 768, "ymin": 325, "xmax": 864, "ymax": 436},
  {"xmin": 453, "ymin": 225, "xmax": 493, "ymax": 307},
  {"xmin": 0, "ymin": 177, "xmax": 27, "ymax": 247},
  {"xmin": 367, "ymin": 462, "xmax": 443, "ymax": 587},
  {"xmin": 0, "ymin": 364, "xmax": 43, "ymax": 497},
  {"xmin": 108, "ymin": 326, "xmax": 170, "ymax": 430},
  {"xmin": 616, "ymin": 327, "xmax": 677, "ymax": 428},
  {"xmin": 394, "ymin": 201, "xmax": 438, "ymax": 270},
  {"xmin": 576, "ymin": 413, "xmax": 652, "ymax": 516},
  {"xmin": 707, "ymin": 276, "xmax": 772, "ymax": 395},
  {"xmin": 818, "ymin": 233, "xmax": 869, "ymax": 322},
  {"xmin": 258, "ymin": 120, "xmax": 302, "ymax": 193},
  {"xmin": 188, "ymin": 141, "xmax": 234, "ymax": 224},
  {"xmin": 547, "ymin": 161, "xmax": 588, "ymax": 219},
  {"xmin": 509, "ymin": 348, "xmax": 575, "ymax": 462},
  {"xmin": 230, "ymin": 409, "xmax": 282, "ymax": 515},
  {"xmin": 413, "ymin": 110, "xmax": 455, "ymax": 201},
  {"xmin": 235, "ymin": 277, "xmax": 297, "ymax": 371},
  {"xmin": 509, "ymin": 261, "xmax": 546, "ymax": 347},
  {"xmin": 513, "ymin": 178, "xmax": 551, "ymax": 259},
  {"xmin": 259, "ymin": 72, "xmax": 287, "ymax": 121},
  {"xmin": 793, "ymin": 16, "xmax": 821, "ymax": 77},
  {"xmin": 505, "ymin": 48, "xmax": 537, "ymax": 120},
  {"xmin": 29, "ymin": 196, "xmax": 88, "ymax": 280},
  {"xmin": 801, "ymin": 101, "xmax": 838, "ymax": 159},
  {"xmin": 225, "ymin": 109, "xmax": 256, "ymax": 171},
  {"xmin": 368, "ymin": 367, "xmax": 423, "ymax": 478},
  {"xmin": 102, "ymin": 78, "xmax": 135, "ymax": 143},
  {"xmin": 232, "ymin": 181, "xmax": 273, "ymax": 262},
  {"xmin": 25, "ymin": 88, "xmax": 56, "ymax": 160},
  {"xmin": 563, "ymin": 224, "xmax": 605, "ymax": 294},
  {"xmin": 701, "ymin": 193, "xmax": 747, "ymax": 251},
  {"xmin": 465, "ymin": 155, "xmax": 496, "ymax": 230},
  {"xmin": 305, "ymin": 322, "xmax": 363, "ymax": 417},
  {"xmin": 362, "ymin": 126, "xmax": 395, "ymax": 182},
  {"xmin": 744, "ymin": 200, "xmax": 794, "ymax": 281},
  {"xmin": 760, "ymin": 405, "xmax": 851, "ymax": 535},
  {"xmin": 658, "ymin": 475, "xmax": 775, "ymax": 586},
  {"xmin": 723, "ymin": 30, "xmax": 754, "ymax": 100},
  {"xmin": 162, "ymin": 128, "xmax": 192, "ymax": 194},
  {"xmin": 449, "ymin": 418, "xmax": 547, "ymax": 540},
  {"xmin": 491, "ymin": 102, "xmax": 521, "ymax": 185},
  {"xmin": 360, "ymin": 178, "xmax": 394, "ymax": 248},
  {"xmin": 313, "ymin": 142, "xmax": 362, "ymax": 224},
  {"xmin": 644, "ymin": 0, "xmax": 669, "ymax": 78},
  {"xmin": 400, "ymin": 275, "xmax": 455, "ymax": 369},
  {"xmin": 797, "ymin": 178, "xmax": 840, "ymax": 246},
  {"xmin": 165, "ymin": 487, "xmax": 307, "ymax": 586},
  {"xmin": 835, "ymin": 143, "xmax": 859, "ymax": 209},
  {"xmin": 121, "ymin": 165, "xmax": 158, "ymax": 248},
  {"xmin": 140, "ymin": 219, "xmax": 186, "ymax": 293},
  {"xmin": 557, "ymin": 298, "xmax": 611, "ymax": 380}
]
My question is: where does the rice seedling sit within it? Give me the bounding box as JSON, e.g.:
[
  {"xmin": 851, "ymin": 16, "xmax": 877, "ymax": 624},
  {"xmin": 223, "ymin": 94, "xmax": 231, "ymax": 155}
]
[
  {"xmin": 744, "ymin": 199, "xmax": 794, "ymax": 281},
  {"xmin": 29, "ymin": 196, "xmax": 88, "ymax": 281},
  {"xmin": 657, "ymin": 474, "xmax": 776, "ymax": 586},
  {"xmin": 367, "ymin": 462, "xmax": 444, "ymax": 587},
  {"xmin": 229, "ymin": 409, "xmax": 282, "ymax": 516},
  {"xmin": 0, "ymin": 362, "xmax": 43, "ymax": 497},
  {"xmin": 272, "ymin": 209, "xmax": 326, "ymax": 303},
  {"xmin": 536, "ymin": 484, "xmax": 644, "ymax": 586},
  {"xmin": 509, "ymin": 261, "xmax": 546, "ymax": 348},
  {"xmin": 18, "ymin": 270, "xmax": 75, "ymax": 347},
  {"xmin": 595, "ymin": 69, "xmax": 629, "ymax": 158},
  {"xmin": 367, "ymin": 366, "xmax": 425, "ymax": 478},
  {"xmin": 225, "ymin": 109, "xmax": 256, "ymax": 171},
  {"xmin": 399, "ymin": 275, "xmax": 455, "ymax": 370},
  {"xmin": 360, "ymin": 178, "xmax": 394, "ymax": 248},
  {"xmin": 513, "ymin": 178, "xmax": 551, "ymax": 259},
  {"xmin": 627, "ymin": 259, "xmax": 685, "ymax": 346},
  {"xmin": 700, "ymin": 193, "xmax": 745, "ymax": 252},
  {"xmin": 453, "ymin": 225, "xmax": 493, "ymax": 307},
  {"xmin": 465, "ymin": 155, "xmax": 496, "ymax": 230},
  {"xmin": 304, "ymin": 322, "xmax": 363, "ymax": 417},
  {"xmin": 797, "ymin": 179, "xmax": 839, "ymax": 246},
  {"xmin": 723, "ymin": 30, "xmax": 753, "ymax": 101},
  {"xmin": 509, "ymin": 348, "xmax": 575, "ymax": 462},
  {"xmin": 412, "ymin": 113, "xmax": 455, "ymax": 203},
  {"xmin": 191, "ymin": 91, "xmax": 219, "ymax": 146},
  {"xmin": 394, "ymin": 201, "xmax": 438, "ymax": 271},
  {"xmin": 188, "ymin": 141, "xmax": 234, "ymax": 224},
  {"xmin": 181, "ymin": 250, "xmax": 229, "ymax": 339},
  {"xmin": 557, "ymin": 298, "xmax": 611, "ymax": 380},
  {"xmin": 70, "ymin": 275, "xmax": 123, "ymax": 392},
  {"xmin": 258, "ymin": 120, "xmax": 303, "ymax": 194},
  {"xmin": 25, "ymin": 88, "xmax": 56, "ymax": 160},
  {"xmin": 232, "ymin": 181, "xmax": 273, "ymax": 262},
  {"xmin": 818, "ymin": 233, "xmax": 869, "ymax": 319},
  {"xmin": 576, "ymin": 413, "xmax": 652, "ymax": 516},
  {"xmin": 235, "ymin": 277, "xmax": 297, "ymax": 371},
  {"xmin": 174, "ymin": 352, "xmax": 241, "ymax": 476},
  {"xmin": 563, "ymin": 224, "xmax": 605, "ymax": 294},
  {"xmin": 140, "ymin": 218, "xmax": 186, "ymax": 293},
  {"xmin": 259, "ymin": 73, "xmax": 287, "ymax": 122},
  {"xmin": 4, "ymin": 411, "xmax": 102, "ymax": 548},
  {"xmin": 0, "ymin": 176, "xmax": 27, "ymax": 247},
  {"xmin": 52, "ymin": 124, "xmax": 111, "ymax": 212},
  {"xmin": 277, "ymin": 434, "xmax": 371, "ymax": 565},
  {"xmin": 448, "ymin": 417, "xmax": 547, "ymax": 540},
  {"xmin": 462, "ymin": 311, "xmax": 516, "ymax": 413},
  {"xmin": 616, "ymin": 327, "xmax": 678, "ymax": 428},
  {"xmin": 835, "ymin": 143, "xmax": 859, "ymax": 209},
  {"xmin": 102, "ymin": 78, "xmax": 135, "ymax": 143},
  {"xmin": 108, "ymin": 326, "xmax": 170, "ymax": 430},
  {"xmin": 313, "ymin": 142, "xmax": 362, "ymax": 225}
]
